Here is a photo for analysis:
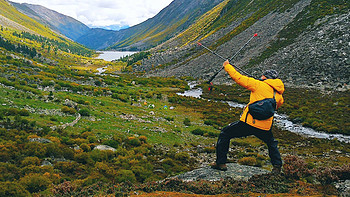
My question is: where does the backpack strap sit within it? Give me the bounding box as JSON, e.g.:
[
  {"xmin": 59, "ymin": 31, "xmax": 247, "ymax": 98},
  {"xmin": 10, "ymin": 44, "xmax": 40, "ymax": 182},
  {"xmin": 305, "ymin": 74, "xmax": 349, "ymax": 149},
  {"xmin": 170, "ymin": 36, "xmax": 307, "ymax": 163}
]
[
  {"xmin": 245, "ymin": 109, "xmax": 249, "ymax": 123},
  {"xmin": 273, "ymin": 90, "xmax": 278, "ymax": 110}
]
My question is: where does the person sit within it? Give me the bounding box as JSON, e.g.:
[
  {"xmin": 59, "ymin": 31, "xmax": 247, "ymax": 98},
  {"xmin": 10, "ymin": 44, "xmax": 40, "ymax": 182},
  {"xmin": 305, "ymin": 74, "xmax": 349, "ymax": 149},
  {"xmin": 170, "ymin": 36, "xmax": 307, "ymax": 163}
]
[{"xmin": 211, "ymin": 60, "xmax": 285, "ymax": 174}]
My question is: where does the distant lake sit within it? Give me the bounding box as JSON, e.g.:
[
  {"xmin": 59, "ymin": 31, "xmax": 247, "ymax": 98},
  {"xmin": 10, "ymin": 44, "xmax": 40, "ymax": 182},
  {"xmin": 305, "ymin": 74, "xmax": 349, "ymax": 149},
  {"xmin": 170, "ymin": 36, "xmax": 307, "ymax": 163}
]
[{"xmin": 97, "ymin": 51, "xmax": 136, "ymax": 61}]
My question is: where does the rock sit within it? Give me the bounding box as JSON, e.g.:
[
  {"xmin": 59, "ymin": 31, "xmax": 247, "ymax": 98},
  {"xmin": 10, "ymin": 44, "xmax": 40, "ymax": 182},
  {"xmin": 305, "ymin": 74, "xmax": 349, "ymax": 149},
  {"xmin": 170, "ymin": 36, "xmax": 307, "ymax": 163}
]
[
  {"xmin": 64, "ymin": 99, "xmax": 77, "ymax": 108},
  {"xmin": 74, "ymin": 145, "xmax": 80, "ymax": 150},
  {"xmin": 151, "ymin": 127, "xmax": 168, "ymax": 133},
  {"xmin": 172, "ymin": 163, "xmax": 269, "ymax": 182},
  {"xmin": 154, "ymin": 169, "xmax": 166, "ymax": 174},
  {"xmin": 335, "ymin": 180, "xmax": 350, "ymax": 197},
  {"xmin": 41, "ymin": 160, "xmax": 53, "ymax": 166},
  {"xmin": 29, "ymin": 138, "xmax": 52, "ymax": 143},
  {"xmin": 120, "ymin": 113, "xmax": 152, "ymax": 123},
  {"xmin": 94, "ymin": 145, "xmax": 116, "ymax": 152}
]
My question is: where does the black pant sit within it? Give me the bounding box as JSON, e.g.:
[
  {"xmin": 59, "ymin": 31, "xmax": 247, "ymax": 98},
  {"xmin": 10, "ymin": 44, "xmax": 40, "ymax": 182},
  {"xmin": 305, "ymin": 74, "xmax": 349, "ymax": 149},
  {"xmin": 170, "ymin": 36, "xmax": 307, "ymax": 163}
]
[{"xmin": 216, "ymin": 121, "xmax": 282, "ymax": 166}]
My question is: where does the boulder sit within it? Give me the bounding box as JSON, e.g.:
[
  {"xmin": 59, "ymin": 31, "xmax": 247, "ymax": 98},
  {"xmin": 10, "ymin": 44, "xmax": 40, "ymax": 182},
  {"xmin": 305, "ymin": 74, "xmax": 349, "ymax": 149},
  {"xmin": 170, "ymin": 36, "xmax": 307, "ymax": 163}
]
[
  {"xmin": 94, "ymin": 145, "xmax": 116, "ymax": 152},
  {"xmin": 172, "ymin": 163, "xmax": 269, "ymax": 182},
  {"xmin": 29, "ymin": 138, "xmax": 52, "ymax": 143}
]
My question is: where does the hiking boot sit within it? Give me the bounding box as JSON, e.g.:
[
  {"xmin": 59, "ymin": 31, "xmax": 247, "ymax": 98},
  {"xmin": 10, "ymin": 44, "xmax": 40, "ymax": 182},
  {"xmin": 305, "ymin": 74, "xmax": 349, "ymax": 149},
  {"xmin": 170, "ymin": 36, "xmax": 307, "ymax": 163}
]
[
  {"xmin": 210, "ymin": 163, "xmax": 227, "ymax": 171},
  {"xmin": 271, "ymin": 165, "xmax": 282, "ymax": 175}
]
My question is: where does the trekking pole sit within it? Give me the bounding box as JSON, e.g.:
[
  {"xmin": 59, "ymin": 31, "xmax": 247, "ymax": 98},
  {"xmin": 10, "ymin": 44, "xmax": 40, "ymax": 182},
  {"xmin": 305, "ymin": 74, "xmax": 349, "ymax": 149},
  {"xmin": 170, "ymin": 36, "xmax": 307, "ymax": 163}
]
[
  {"xmin": 198, "ymin": 33, "xmax": 258, "ymax": 83},
  {"xmin": 198, "ymin": 43, "xmax": 251, "ymax": 81},
  {"xmin": 228, "ymin": 33, "xmax": 258, "ymax": 61},
  {"xmin": 197, "ymin": 42, "xmax": 227, "ymax": 61}
]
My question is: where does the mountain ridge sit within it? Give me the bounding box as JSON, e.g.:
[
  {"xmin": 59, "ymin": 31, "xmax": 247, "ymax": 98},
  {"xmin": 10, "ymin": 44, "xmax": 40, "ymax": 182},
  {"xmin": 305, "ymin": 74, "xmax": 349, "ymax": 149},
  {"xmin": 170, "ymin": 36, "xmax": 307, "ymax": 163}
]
[
  {"xmin": 10, "ymin": 0, "xmax": 225, "ymax": 50},
  {"xmin": 9, "ymin": 1, "xmax": 91, "ymax": 41}
]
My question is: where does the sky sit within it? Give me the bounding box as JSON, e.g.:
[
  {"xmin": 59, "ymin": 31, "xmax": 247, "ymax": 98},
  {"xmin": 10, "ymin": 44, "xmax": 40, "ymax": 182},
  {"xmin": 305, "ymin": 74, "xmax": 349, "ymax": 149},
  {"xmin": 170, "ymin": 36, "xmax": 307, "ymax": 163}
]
[{"xmin": 10, "ymin": 0, "xmax": 174, "ymax": 30}]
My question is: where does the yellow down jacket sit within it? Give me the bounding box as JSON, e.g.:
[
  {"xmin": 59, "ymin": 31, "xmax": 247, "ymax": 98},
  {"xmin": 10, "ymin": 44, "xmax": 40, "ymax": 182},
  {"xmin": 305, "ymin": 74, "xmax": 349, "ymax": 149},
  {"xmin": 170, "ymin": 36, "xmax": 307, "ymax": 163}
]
[{"xmin": 224, "ymin": 63, "xmax": 285, "ymax": 131}]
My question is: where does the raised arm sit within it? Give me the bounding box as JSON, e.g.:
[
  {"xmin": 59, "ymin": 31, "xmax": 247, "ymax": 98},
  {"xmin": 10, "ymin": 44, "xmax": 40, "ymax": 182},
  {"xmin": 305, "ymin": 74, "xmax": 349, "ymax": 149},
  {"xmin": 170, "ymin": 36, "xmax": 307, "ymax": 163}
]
[{"xmin": 223, "ymin": 60, "xmax": 259, "ymax": 92}]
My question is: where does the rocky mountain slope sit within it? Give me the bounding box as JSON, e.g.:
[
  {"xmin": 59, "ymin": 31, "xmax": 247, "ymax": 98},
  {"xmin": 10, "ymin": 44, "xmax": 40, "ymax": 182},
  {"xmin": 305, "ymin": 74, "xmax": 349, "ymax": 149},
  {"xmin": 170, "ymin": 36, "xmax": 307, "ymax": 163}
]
[
  {"xmin": 9, "ymin": 1, "xmax": 91, "ymax": 41},
  {"xmin": 135, "ymin": 0, "xmax": 349, "ymax": 91}
]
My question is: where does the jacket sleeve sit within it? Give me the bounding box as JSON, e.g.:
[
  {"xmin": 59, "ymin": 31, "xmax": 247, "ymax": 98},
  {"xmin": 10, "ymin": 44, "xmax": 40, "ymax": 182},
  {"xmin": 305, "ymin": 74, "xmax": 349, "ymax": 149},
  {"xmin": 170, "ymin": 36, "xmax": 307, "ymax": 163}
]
[
  {"xmin": 276, "ymin": 95, "xmax": 284, "ymax": 109},
  {"xmin": 224, "ymin": 63, "xmax": 259, "ymax": 92}
]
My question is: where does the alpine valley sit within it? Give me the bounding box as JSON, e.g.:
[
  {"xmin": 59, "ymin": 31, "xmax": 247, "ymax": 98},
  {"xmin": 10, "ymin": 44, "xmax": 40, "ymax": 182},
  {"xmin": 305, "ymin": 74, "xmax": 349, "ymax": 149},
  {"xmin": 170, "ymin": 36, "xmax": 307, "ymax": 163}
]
[{"xmin": 0, "ymin": 0, "xmax": 349, "ymax": 196}]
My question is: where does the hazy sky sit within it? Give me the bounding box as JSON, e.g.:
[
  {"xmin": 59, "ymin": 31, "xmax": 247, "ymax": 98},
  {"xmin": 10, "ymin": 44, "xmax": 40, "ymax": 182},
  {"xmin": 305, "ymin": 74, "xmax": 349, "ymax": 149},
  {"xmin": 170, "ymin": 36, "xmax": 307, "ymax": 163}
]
[{"xmin": 10, "ymin": 0, "xmax": 173, "ymax": 29}]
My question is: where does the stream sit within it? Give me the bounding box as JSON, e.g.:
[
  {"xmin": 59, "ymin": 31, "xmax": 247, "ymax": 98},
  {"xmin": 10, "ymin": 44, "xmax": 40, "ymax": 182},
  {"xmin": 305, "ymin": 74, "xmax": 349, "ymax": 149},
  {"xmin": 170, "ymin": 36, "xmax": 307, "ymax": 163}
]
[{"xmin": 177, "ymin": 82, "xmax": 350, "ymax": 143}]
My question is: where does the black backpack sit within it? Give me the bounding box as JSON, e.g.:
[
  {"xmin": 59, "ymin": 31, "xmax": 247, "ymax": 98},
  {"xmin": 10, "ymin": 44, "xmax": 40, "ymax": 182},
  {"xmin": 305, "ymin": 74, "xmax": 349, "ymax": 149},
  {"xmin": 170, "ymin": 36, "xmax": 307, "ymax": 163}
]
[{"xmin": 248, "ymin": 91, "xmax": 277, "ymax": 120}]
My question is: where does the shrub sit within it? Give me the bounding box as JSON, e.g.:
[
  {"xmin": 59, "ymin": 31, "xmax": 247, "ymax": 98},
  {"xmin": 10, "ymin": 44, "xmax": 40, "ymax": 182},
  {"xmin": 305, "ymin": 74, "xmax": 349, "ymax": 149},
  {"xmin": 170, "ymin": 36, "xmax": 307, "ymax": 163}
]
[
  {"xmin": 238, "ymin": 157, "xmax": 257, "ymax": 166},
  {"xmin": 95, "ymin": 162, "xmax": 117, "ymax": 179},
  {"xmin": 79, "ymin": 108, "xmax": 90, "ymax": 116},
  {"xmin": 87, "ymin": 135, "xmax": 98, "ymax": 143},
  {"xmin": 6, "ymin": 108, "xmax": 19, "ymax": 116},
  {"xmin": 283, "ymin": 155, "xmax": 313, "ymax": 179},
  {"xmin": 139, "ymin": 136, "xmax": 147, "ymax": 143},
  {"xmin": 45, "ymin": 143, "xmax": 62, "ymax": 157},
  {"xmin": 115, "ymin": 170, "xmax": 136, "ymax": 183},
  {"xmin": 174, "ymin": 152, "xmax": 190, "ymax": 162},
  {"xmin": 206, "ymin": 131, "xmax": 219, "ymax": 138},
  {"xmin": 204, "ymin": 146, "xmax": 216, "ymax": 153},
  {"xmin": 165, "ymin": 116, "xmax": 174, "ymax": 121},
  {"xmin": 183, "ymin": 118, "xmax": 191, "ymax": 126},
  {"xmin": 204, "ymin": 120, "xmax": 215, "ymax": 125},
  {"xmin": 80, "ymin": 143, "xmax": 91, "ymax": 152},
  {"xmin": 191, "ymin": 128, "xmax": 205, "ymax": 136},
  {"xmin": 50, "ymin": 117, "xmax": 58, "ymax": 121},
  {"xmin": 316, "ymin": 164, "xmax": 350, "ymax": 184},
  {"xmin": 61, "ymin": 106, "xmax": 76, "ymax": 114},
  {"xmin": 127, "ymin": 137, "xmax": 141, "ymax": 147},
  {"xmin": 77, "ymin": 99, "xmax": 86, "ymax": 104},
  {"xmin": 0, "ymin": 181, "xmax": 30, "ymax": 197},
  {"xmin": 54, "ymin": 161, "xmax": 80, "ymax": 174},
  {"xmin": 19, "ymin": 109, "xmax": 30, "ymax": 116},
  {"xmin": 131, "ymin": 165, "xmax": 153, "ymax": 183},
  {"xmin": 19, "ymin": 173, "xmax": 52, "ymax": 193},
  {"xmin": 112, "ymin": 93, "xmax": 128, "ymax": 102},
  {"xmin": 90, "ymin": 150, "xmax": 108, "ymax": 162},
  {"xmin": 24, "ymin": 142, "xmax": 46, "ymax": 158},
  {"xmin": 22, "ymin": 156, "xmax": 41, "ymax": 167},
  {"xmin": 103, "ymin": 139, "xmax": 119, "ymax": 149},
  {"xmin": 74, "ymin": 152, "xmax": 93, "ymax": 164},
  {"xmin": 94, "ymin": 80, "xmax": 102, "ymax": 86},
  {"xmin": 51, "ymin": 181, "xmax": 77, "ymax": 196}
]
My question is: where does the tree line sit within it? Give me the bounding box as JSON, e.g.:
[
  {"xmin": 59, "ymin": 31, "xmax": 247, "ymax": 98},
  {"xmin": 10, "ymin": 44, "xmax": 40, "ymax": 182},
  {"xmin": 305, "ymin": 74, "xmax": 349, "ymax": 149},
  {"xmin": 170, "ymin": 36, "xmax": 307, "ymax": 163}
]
[
  {"xmin": 11, "ymin": 31, "xmax": 94, "ymax": 57},
  {"xmin": 0, "ymin": 35, "xmax": 37, "ymax": 58}
]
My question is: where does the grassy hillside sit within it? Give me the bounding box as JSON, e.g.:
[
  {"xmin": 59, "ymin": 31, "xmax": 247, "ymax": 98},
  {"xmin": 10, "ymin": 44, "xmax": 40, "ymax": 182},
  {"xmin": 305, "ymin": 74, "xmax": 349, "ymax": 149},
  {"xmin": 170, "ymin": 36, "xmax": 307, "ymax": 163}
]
[
  {"xmin": 0, "ymin": 0, "xmax": 95, "ymax": 60},
  {"xmin": 174, "ymin": 0, "xmax": 231, "ymax": 47},
  {"xmin": 0, "ymin": 0, "xmax": 57, "ymax": 39},
  {"xmin": 0, "ymin": 55, "xmax": 349, "ymax": 196}
]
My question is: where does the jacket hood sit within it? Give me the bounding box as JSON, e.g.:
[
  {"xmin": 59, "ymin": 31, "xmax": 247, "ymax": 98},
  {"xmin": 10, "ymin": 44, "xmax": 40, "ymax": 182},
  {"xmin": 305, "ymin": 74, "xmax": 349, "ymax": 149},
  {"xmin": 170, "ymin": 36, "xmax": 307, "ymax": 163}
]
[{"xmin": 263, "ymin": 79, "xmax": 285, "ymax": 94}]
